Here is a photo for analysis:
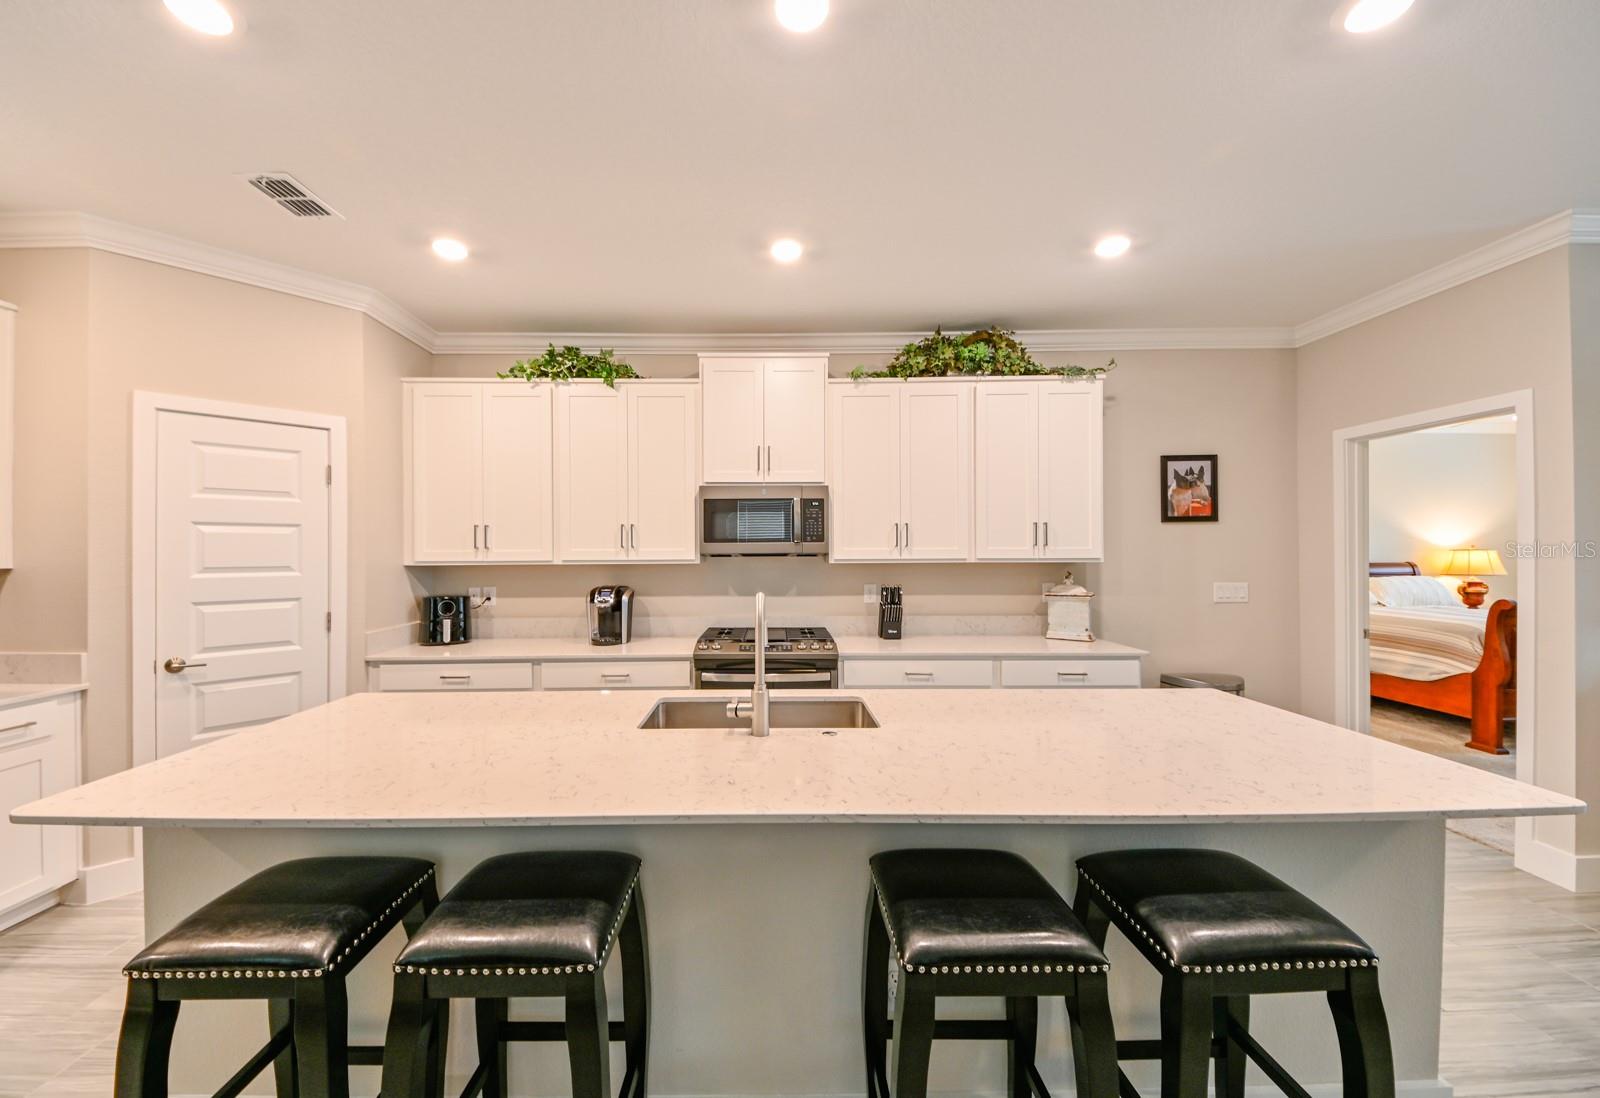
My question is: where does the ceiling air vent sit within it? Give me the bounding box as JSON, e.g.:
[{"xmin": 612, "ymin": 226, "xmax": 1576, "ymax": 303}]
[{"xmin": 245, "ymin": 173, "xmax": 342, "ymax": 219}]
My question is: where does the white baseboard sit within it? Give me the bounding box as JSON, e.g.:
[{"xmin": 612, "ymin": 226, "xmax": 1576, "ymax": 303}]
[
  {"xmin": 1515, "ymin": 836, "xmax": 1600, "ymax": 893},
  {"xmin": 61, "ymin": 854, "xmax": 144, "ymax": 905},
  {"xmin": 0, "ymin": 890, "xmax": 64, "ymax": 932}
]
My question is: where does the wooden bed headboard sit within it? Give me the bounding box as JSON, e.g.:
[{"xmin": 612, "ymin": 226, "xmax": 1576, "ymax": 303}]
[{"xmin": 1369, "ymin": 561, "xmax": 1422, "ymax": 576}]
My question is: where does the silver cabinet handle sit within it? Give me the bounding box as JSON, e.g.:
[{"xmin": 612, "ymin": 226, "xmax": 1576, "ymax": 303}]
[
  {"xmin": 163, "ymin": 657, "xmax": 208, "ymax": 673},
  {"xmin": 620, "ymin": 523, "xmax": 626, "ymax": 550},
  {"xmin": 0, "ymin": 719, "xmax": 39, "ymax": 740},
  {"xmin": 904, "ymin": 523, "xmax": 910, "ymax": 549},
  {"xmin": 756, "ymin": 444, "xmax": 762, "ymax": 474},
  {"xmin": 1032, "ymin": 521, "xmax": 1039, "ymax": 548},
  {"xmin": 473, "ymin": 524, "xmax": 480, "ymax": 550},
  {"xmin": 630, "ymin": 524, "xmax": 636, "ymax": 549},
  {"xmin": 1056, "ymin": 670, "xmax": 1089, "ymax": 678},
  {"xmin": 903, "ymin": 670, "xmax": 935, "ymax": 680},
  {"xmin": 893, "ymin": 523, "xmax": 900, "ymax": 548},
  {"xmin": 766, "ymin": 445, "xmax": 772, "ymax": 474},
  {"xmin": 600, "ymin": 672, "xmax": 632, "ymax": 682},
  {"xmin": 484, "ymin": 524, "xmax": 492, "ymax": 551},
  {"xmin": 1043, "ymin": 521, "xmax": 1049, "ymax": 548},
  {"xmin": 438, "ymin": 674, "xmax": 472, "ymax": 683}
]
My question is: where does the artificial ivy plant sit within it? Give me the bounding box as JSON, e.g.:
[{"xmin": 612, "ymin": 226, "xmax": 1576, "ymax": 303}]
[
  {"xmin": 498, "ymin": 344, "xmax": 639, "ymax": 387},
  {"xmin": 850, "ymin": 328, "xmax": 1114, "ymax": 380}
]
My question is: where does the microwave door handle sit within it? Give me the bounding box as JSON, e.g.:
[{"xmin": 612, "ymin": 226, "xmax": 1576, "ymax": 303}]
[{"xmin": 793, "ymin": 498, "xmax": 802, "ymax": 544}]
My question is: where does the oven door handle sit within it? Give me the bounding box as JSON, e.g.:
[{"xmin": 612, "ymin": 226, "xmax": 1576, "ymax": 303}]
[{"xmin": 699, "ymin": 670, "xmax": 835, "ymax": 685}]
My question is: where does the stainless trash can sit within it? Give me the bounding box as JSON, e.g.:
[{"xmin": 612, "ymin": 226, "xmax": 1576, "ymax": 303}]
[{"xmin": 1159, "ymin": 672, "xmax": 1245, "ymax": 696}]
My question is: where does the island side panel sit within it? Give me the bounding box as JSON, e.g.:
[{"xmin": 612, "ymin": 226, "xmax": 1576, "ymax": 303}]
[{"xmin": 143, "ymin": 819, "xmax": 1446, "ymax": 1097}]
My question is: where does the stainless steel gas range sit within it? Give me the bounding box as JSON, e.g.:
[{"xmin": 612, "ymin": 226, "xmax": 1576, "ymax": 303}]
[{"xmin": 691, "ymin": 626, "xmax": 839, "ymax": 689}]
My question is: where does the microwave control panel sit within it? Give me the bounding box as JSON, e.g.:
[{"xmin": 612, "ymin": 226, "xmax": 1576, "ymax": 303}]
[{"xmin": 801, "ymin": 498, "xmax": 826, "ymax": 543}]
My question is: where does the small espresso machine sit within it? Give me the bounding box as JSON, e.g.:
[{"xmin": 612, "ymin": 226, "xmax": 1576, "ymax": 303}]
[
  {"xmin": 587, "ymin": 585, "xmax": 635, "ymax": 645},
  {"xmin": 420, "ymin": 595, "xmax": 472, "ymax": 646}
]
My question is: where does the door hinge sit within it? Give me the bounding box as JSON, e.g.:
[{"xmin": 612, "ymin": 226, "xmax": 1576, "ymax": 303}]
[
  {"xmin": 325, "ymin": 464, "xmax": 333, "ymax": 485},
  {"xmin": 326, "ymin": 611, "xmax": 333, "ymax": 632}
]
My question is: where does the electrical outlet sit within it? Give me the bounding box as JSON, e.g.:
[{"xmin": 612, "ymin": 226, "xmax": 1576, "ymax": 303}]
[
  {"xmin": 481, "ymin": 586, "xmax": 496, "ymax": 607},
  {"xmin": 864, "ymin": 583, "xmax": 881, "ymax": 604},
  {"xmin": 468, "ymin": 586, "xmax": 482, "ymax": 602},
  {"xmin": 1213, "ymin": 582, "xmax": 1249, "ymax": 604}
]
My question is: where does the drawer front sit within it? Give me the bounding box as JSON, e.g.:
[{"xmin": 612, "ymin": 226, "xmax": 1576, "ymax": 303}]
[
  {"xmin": 375, "ymin": 662, "xmax": 535, "ymax": 692},
  {"xmin": 841, "ymin": 659, "xmax": 994, "ymax": 688},
  {"xmin": 540, "ymin": 661, "xmax": 690, "ymax": 691},
  {"xmin": 0, "ymin": 696, "xmax": 80, "ymax": 915},
  {"xmin": 1000, "ymin": 658, "xmax": 1141, "ymax": 688}
]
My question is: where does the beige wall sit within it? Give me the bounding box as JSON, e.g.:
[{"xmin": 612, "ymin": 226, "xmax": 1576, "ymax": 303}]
[
  {"xmin": 1368, "ymin": 428, "xmax": 1519, "ymax": 603},
  {"xmin": 1296, "ymin": 246, "xmax": 1582, "ymax": 864}
]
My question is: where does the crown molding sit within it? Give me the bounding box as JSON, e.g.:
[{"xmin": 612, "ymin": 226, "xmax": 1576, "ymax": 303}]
[
  {"xmin": 0, "ymin": 211, "xmax": 438, "ymax": 351},
  {"xmin": 1292, "ymin": 209, "xmax": 1598, "ymax": 347}
]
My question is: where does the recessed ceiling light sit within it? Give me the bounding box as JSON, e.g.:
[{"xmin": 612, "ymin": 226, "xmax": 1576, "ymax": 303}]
[
  {"xmin": 431, "ymin": 238, "xmax": 469, "ymax": 262},
  {"xmin": 1093, "ymin": 234, "xmax": 1132, "ymax": 259},
  {"xmin": 162, "ymin": 0, "xmax": 235, "ymax": 36},
  {"xmin": 775, "ymin": 0, "xmax": 829, "ymax": 33},
  {"xmin": 1338, "ymin": 0, "xmax": 1414, "ymax": 33},
  {"xmin": 769, "ymin": 238, "xmax": 805, "ymax": 264}
]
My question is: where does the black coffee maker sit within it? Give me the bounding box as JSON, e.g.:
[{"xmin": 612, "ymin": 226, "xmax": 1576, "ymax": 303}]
[{"xmin": 421, "ymin": 595, "xmax": 472, "ymax": 646}]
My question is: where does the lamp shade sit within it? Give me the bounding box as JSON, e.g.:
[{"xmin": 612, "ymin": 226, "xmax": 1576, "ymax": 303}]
[{"xmin": 1439, "ymin": 546, "xmax": 1507, "ymax": 577}]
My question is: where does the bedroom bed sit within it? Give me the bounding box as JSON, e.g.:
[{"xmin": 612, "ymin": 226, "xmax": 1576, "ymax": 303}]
[{"xmin": 1367, "ymin": 561, "xmax": 1516, "ymax": 755}]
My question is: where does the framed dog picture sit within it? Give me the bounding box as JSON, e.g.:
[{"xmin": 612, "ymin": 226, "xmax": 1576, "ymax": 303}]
[{"xmin": 1161, "ymin": 455, "xmax": 1217, "ymax": 522}]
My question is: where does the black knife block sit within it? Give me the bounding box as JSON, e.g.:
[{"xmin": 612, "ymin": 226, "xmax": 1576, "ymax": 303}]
[{"xmin": 877, "ymin": 585, "xmax": 903, "ymax": 640}]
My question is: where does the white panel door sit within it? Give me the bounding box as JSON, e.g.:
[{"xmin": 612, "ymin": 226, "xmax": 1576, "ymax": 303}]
[
  {"xmin": 762, "ymin": 357, "xmax": 827, "ymax": 483},
  {"xmin": 482, "ymin": 386, "xmax": 554, "ymax": 562},
  {"xmin": 828, "ymin": 384, "xmax": 901, "ymax": 561},
  {"xmin": 627, "ymin": 383, "xmax": 699, "ymax": 561},
  {"xmin": 1038, "ymin": 381, "xmax": 1104, "ymax": 561},
  {"xmin": 409, "ymin": 384, "xmax": 484, "ymax": 563},
  {"xmin": 555, "ymin": 385, "xmax": 628, "ymax": 561},
  {"xmin": 974, "ymin": 383, "xmax": 1041, "ymax": 560},
  {"xmin": 155, "ymin": 411, "xmax": 330, "ymax": 757},
  {"xmin": 699, "ymin": 358, "xmax": 765, "ymax": 483},
  {"xmin": 901, "ymin": 383, "xmax": 972, "ymax": 561}
]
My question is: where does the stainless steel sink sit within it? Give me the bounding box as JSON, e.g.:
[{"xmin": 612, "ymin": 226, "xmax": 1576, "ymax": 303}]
[{"xmin": 638, "ymin": 696, "xmax": 880, "ymax": 730}]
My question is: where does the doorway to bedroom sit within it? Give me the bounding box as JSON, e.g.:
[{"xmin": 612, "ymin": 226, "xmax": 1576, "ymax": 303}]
[{"xmin": 1332, "ymin": 390, "xmax": 1536, "ymax": 858}]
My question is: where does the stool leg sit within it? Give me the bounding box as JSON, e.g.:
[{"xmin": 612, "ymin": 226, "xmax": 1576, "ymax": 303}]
[
  {"xmin": 114, "ymin": 980, "xmax": 179, "ymax": 1098},
  {"xmin": 379, "ymin": 973, "xmax": 435, "ymax": 1098},
  {"xmin": 566, "ymin": 970, "xmax": 612, "ymax": 1098},
  {"xmin": 620, "ymin": 887, "xmax": 652, "ymax": 1098},
  {"xmin": 1072, "ymin": 886, "xmax": 1112, "ymax": 952},
  {"xmin": 1158, "ymin": 975, "xmax": 1211, "ymax": 1098},
  {"xmin": 861, "ymin": 886, "xmax": 891, "ymax": 1098},
  {"xmin": 889, "ymin": 975, "xmax": 936, "ymax": 1098},
  {"xmin": 475, "ymin": 998, "xmax": 508, "ymax": 1098},
  {"xmin": 398, "ymin": 873, "xmax": 447, "ymax": 1098},
  {"xmin": 427, "ymin": 999, "xmax": 449, "ymax": 1098},
  {"xmin": 1066, "ymin": 974, "xmax": 1120, "ymax": 1098},
  {"xmin": 1212, "ymin": 996, "xmax": 1248, "ymax": 1098},
  {"xmin": 1006, "ymin": 996, "xmax": 1038, "ymax": 1098},
  {"xmin": 1328, "ymin": 968, "xmax": 1396, "ymax": 1098},
  {"xmin": 293, "ymin": 979, "xmax": 350, "ymax": 1098},
  {"xmin": 268, "ymin": 999, "xmax": 298, "ymax": 1097}
]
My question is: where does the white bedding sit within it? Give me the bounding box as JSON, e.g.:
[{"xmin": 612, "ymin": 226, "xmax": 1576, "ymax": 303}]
[{"xmin": 1368, "ymin": 604, "xmax": 1487, "ymax": 681}]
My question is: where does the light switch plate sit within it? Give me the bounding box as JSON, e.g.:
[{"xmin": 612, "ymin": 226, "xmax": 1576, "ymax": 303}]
[
  {"xmin": 1213, "ymin": 582, "xmax": 1249, "ymax": 603},
  {"xmin": 864, "ymin": 583, "xmax": 881, "ymax": 604}
]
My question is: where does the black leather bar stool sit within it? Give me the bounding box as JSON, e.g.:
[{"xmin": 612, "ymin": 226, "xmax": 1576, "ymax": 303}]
[
  {"xmin": 381, "ymin": 851, "xmax": 649, "ymax": 1098},
  {"xmin": 1073, "ymin": 849, "xmax": 1395, "ymax": 1098},
  {"xmin": 115, "ymin": 855, "xmax": 440, "ymax": 1098},
  {"xmin": 864, "ymin": 849, "xmax": 1119, "ymax": 1098}
]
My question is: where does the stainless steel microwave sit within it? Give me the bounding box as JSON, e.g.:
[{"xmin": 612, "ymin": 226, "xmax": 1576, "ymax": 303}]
[{"xmin": 699, "ymin": 485, "xmax": 827, "ymax": 556}]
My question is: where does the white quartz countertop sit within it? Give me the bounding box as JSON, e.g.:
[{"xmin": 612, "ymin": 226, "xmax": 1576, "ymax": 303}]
[
  {"xmin": 366, "ymin": 635, "xmax": 1146, "ymax": 663},
  {"xmin": 14, "ymin": 688, "xmax": 1581, "ymax": 829},
  {"xmin": 0, "ymin": 683, "xmax": 88, "ymax": 712}
]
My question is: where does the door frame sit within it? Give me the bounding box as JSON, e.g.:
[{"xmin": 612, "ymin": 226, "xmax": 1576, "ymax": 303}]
[
  {"xmin": 1330, "ymin": 389, "xmax": 1537, "ymax": 786},
  {"xmin": 131, "ymin": 391, "xmax": 349, "ymax": 767}
]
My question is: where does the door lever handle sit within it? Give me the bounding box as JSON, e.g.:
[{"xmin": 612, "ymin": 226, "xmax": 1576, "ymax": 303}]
[{"xmin": 163, "ymin": 657, "xmax": 208, "ymax": 674}]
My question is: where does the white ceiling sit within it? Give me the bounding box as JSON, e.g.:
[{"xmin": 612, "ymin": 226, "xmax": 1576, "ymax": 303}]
[{"xmin": 2, "ymin": 0, "xmax": 1598, "ymax": 334}]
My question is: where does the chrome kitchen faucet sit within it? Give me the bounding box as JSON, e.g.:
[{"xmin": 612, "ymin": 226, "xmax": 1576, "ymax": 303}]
[{"xmin": 726, "ymin": 591, "xmax": 771, "ymax": 737}]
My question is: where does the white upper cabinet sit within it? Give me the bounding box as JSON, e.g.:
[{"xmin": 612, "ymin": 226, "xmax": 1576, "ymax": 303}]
[
  {"xmin": 974, "ymin": 379, "xmax": 1103, "ymax": 562},
  {"xmin": 406, "ymin": 382, "xmax": 554, "ymax": 565},
  {"xmin": 0, "ymin": 302, "xmax": 14, "ymax": 570},
  {"xmin": 700, "ymin": 356, "xmax": 825, "ymax": 483},
  {"xmin": 827, "ymin": 381, "xmax": 972, "ymax": 563},
  {"xmin": 556, "ymin": 382, "xmax": 699, "ymax": 563}
]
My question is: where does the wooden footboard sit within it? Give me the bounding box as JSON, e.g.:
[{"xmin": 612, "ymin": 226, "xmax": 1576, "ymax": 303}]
[{"xmin": 1369, "ymin": 598, "xmax": 1516, "ymax": 755}]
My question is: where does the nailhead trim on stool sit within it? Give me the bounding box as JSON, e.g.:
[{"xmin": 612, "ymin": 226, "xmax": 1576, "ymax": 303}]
[
  {"xmin": 869, "ymin": 866, "xmax": 1110, "ymax": 976},
  {"xmin": 1076, "ymin": 866, "xmax": 1378, "ymax": 975},
  {"xmin": 393, "ymin": 870, "xmax": 640, "ymax": 978},
  {"xmin": 123, "ymin": 867, "xmax": 437, "ymax": 981}
]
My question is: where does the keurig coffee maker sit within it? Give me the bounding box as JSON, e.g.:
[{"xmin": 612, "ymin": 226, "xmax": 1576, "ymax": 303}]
[{"xmin": 587, "ymin": 586, "xmax": 634, "ymax": 645}]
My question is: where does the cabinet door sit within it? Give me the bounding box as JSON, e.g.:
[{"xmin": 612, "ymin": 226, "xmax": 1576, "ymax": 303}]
[
  {"xmin": 827, "ymin": 384, "xmax": 901, "ymax": 561},
  {"xmin": 699, "ymin": 358, "xmax": 765, "ymax": 483},
  {"xmin": 901, "ymin": 383, "xmax": 972, "ymax": 560},
  {"xmin": 973, "ymin": 383, "xmax": 1041, "ymax": 560},
  {"xmin": 1038, "ymin": 381, "xmax": 1104, "ymax": 561},
  {"xmin": 481, "ymin": 386, "xmax": 554, "ymax": 562},
  {"xmin": 408, "ymin": 384, "xmax": 484, "ymax": 563},
  {"xmin": 627, "ymin": 383, "xmax": 699, "ymax": 562},
  {"xmin": 0, "ymin": 698, "xmax": 78, "ymax": 916},
  {"xmin": 762, "ymin": 357, "xmax": 827, "ymax": 482},
  {"xmin": 554, "ymin": 385, "xmax": 628, "ymax": 561},
  {"xmin": 0, "ymin": 307, "xmax": 14, "ymax": 570}
]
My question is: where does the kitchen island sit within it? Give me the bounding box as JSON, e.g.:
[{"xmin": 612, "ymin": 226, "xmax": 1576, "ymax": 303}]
[{"xmin": 15, "ymin": 687, "xmax": 1582, "ymax": 1097}]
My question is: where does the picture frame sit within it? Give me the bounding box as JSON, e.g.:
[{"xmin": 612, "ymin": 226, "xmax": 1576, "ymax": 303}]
[{"xmin": 1161, "ymin": 454, "xmax": 1218, "ymax": 522}]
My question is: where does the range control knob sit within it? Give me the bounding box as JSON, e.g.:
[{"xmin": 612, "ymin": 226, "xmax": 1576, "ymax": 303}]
[
  {"xmin": 710, "ymin": 642, "xmax": 722, "ymax": 650},
  {"xmin": 822, "ymin": 640, "xmax": 835, "ymax": 650}
]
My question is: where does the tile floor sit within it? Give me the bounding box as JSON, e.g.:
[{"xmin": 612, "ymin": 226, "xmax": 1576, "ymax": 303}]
[
  {"xmin": 1370, "ymin": 698, "xmax": 1516, "ymax": 852},
  {"xmin": 3, "ymin": 841, "xmax": 1598, "ymax": 1096}
]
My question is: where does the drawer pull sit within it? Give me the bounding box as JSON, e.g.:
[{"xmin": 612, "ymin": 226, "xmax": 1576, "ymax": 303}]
[
  {"xmin": 438, "ymin": 674, "xmax": 473, "ymax": 683},
  {"xmin": 1056, "ymin": 671, "xmax": 1089, "ymax": 678},
  {"xmin": 601, "ymin": 672, "xmax": 632, "ymax": 682},
  {"xmin": 0, "ymin": 719, "xmax": 40, "ymax": 744},
  {"xmin": 903, "ymin": 670, "xmax": 935, "ymax": 680}
]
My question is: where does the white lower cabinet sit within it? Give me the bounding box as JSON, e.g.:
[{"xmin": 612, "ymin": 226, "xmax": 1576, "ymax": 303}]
[
  {"xmin": 841, "ymin": 659, "xmax": 994, "ymax": 688},
  {"xmin": 540, "ymin": 661, "xmax": 690, "ymax": 691},
  {"xmin": 373, "ymin": 662, "xmax": 535, "ymax": 692},
  {"xmin": 0, "ymin": 695, "xmax": 81, "ymax": 928},
  {"xmin": 842, "ymin": 655, "xmax": 1142, "ymax": 689},
  {"xmin": 999, "ymin": 659, "xmax": 1141, "ymax": 688}
]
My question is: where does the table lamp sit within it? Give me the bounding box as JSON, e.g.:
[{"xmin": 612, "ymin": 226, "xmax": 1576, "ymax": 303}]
[{"xmin": 1439, "ymin": 545, "xmax": 1506, "ymax": 608}]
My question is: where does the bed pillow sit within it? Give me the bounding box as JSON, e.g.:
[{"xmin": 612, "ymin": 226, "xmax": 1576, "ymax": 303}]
[
  {"xmin": 1369, "ymin": 590, "xmax": 1380, "ymax": 605},
  {"xmin": 1369, "ymin": 575, "xmax": 1457, "ymax": 608}
]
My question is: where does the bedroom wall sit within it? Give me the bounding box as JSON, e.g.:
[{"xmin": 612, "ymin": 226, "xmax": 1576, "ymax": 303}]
[{"xmin": 1368, "ymin": 426, "xmax": 1519, "ymax": 603}]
